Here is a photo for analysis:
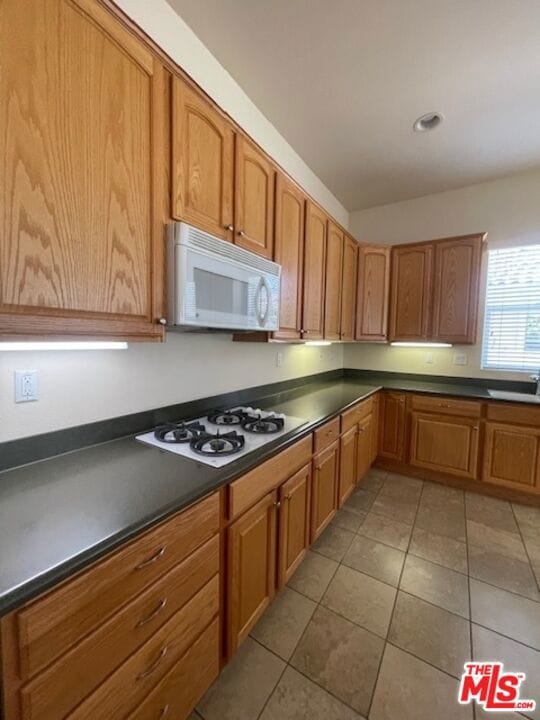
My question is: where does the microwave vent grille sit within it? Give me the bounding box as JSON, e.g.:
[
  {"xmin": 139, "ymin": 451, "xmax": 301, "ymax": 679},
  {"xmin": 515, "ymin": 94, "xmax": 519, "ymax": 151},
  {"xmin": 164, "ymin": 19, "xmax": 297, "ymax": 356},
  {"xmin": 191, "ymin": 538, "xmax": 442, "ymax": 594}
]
[{"xmin": 181, "ymin": 224, "xmax": 280, "ymax": 277}]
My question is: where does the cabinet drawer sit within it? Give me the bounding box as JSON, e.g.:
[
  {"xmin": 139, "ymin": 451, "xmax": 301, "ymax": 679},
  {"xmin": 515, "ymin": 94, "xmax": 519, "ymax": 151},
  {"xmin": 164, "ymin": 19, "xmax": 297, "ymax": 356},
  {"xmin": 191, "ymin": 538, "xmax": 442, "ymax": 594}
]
[
  {"xmin": 20, "ymin": 535, "xmax": 219, "ymax": 720},
  {"xmin": 66, "ymin": 575, "xmax": 219, "ymax": 720},
  {"xmin": 487, "ymin": 402, "xmax": 540, "ymax": 426},
  {"xmin": 16, "ymin": 492, "xmax": 220, "ymax": 679},
  {"xmin": 341, "ymin": 397, "xmax": 373, "ymax": 433},
  {"xmin": 314, "ymin": 417, "xmax": 340, "ymax": 453},
  {"xmin": 127, "ymin": 619, "xmax": 220, "ymax": 720},
  {"xmin": 411, "ymin": 394, "xmax": 481, "ymax": 418},
  {"xmin": 229, "ymin": 435, "xmax": 312, "ymax": 519}
]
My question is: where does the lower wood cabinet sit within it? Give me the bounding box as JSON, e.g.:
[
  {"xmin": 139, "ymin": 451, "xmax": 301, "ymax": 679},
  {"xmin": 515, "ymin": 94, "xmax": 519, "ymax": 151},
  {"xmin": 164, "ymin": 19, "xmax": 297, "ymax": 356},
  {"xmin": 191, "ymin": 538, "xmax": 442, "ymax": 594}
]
[
  {"xmin": 0, "ymin": 493, "xmax": 221, "ymax": 720},
  {"xmin": 127, "ymin": 618, "xmax": 219, "ymax": 720},
  {"xmin": 378, "ymin": 392, "xmax": 407, "ymax": 462},
  {"xmin": 356, "ymin": 414, "xmax": 373, "ymax": 482},
  {"xmin": 338, "ymin": 425, "xmax": 357, "ymax": 506},
  {"xmin": 410, "ymin": 411, "xmax": 480, "ymax": 479},
  {"xmin": 278, "ymin": 463, "xmax": 312, "ymax": 587},
  {"xmin": 483, "ymin": 422, "xmax": 540, "ymax": 492},
  {"xmin": 226, "ymin": 491, "xmax": 277, "ymax": 656},
  {"xmin": 311, "ymin": 440, "xmax": 339, "ymax": 541}
]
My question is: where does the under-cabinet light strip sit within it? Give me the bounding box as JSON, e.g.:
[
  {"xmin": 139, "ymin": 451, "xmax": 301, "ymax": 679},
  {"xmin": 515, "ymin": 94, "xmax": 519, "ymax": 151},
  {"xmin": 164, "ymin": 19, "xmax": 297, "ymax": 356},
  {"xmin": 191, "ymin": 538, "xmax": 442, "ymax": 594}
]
[{"xmin": 0, "ymin": 342, "xmax": 128, "ymax": 352}]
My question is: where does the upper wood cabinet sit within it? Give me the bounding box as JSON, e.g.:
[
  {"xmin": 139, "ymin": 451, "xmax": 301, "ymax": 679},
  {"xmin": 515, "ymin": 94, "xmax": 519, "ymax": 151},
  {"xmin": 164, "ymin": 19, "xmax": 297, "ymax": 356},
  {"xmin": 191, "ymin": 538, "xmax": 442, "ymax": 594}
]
[
  {"xmin": 273, "ymin": 174, "xmax": 305, "ymax": 340},
  {"xmin": 302, "ymin": 202, "xmax": 327, "ymax": 340},
  {"xmin": 431, "ymin": 234, "xmax": 484, "ymax": 343},
  {"xmin": 324, "ymin": 222, "xmax": 344, "ymax": 340},
  {"xmin": 340, "ymin": 235, "xmax": 358, "ymax": 341},
  {"xmin": 356, "ymin": 245, "xmax": 390, "ymax": 341},
  {"xmin": 389, "ymin": 244, "xmax": 433, "ymax": 341},
  {"xmin": 389, "ymin": 233, "xmax": 485, "ymax": 344},
  {"xmin": 172, "ymin": 77, "xmax": 234, "ymax": 242},
  {"xmin": 234, "ymin": 136, "xmax": 275, "ymax": 258},
  {"xmin": 0, "ymin": 0, "xmax": 165, "ymax": 340}
]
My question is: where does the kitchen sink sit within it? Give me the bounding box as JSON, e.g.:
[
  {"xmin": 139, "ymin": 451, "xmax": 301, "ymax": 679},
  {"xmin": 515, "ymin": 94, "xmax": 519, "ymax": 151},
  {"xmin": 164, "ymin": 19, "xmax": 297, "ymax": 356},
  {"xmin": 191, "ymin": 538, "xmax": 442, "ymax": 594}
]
[{"xmin": 488, "ymin": 389, "xmax": 540, "ymax": 404}]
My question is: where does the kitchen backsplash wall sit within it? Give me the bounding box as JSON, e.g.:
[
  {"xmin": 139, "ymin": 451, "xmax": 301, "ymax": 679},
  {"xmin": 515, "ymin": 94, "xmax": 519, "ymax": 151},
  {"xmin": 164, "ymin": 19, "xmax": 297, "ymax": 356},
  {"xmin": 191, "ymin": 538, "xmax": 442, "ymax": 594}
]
[
  {"xmin": 347, "ymin": 169, "xmax": 540, "ymax": 382},
  {"xmin": 0, "ymin": 336, "xmax": 343, "ymax": 443}
]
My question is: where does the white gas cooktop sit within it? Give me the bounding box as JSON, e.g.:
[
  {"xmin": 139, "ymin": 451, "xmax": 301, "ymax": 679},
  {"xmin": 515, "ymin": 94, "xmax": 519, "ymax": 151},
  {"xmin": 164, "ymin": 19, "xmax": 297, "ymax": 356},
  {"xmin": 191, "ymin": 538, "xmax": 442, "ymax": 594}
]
[{"xmin": 136, "ymin": 406, "xmax": 307, "ymax": 467}]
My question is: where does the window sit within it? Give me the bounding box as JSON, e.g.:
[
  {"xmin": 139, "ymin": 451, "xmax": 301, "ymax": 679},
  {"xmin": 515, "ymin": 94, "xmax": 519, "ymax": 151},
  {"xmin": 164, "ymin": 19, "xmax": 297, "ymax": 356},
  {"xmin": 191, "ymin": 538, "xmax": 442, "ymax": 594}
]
[{"xmin": 482, "ymin": 244, "xmax": 540, "ymax": 372}]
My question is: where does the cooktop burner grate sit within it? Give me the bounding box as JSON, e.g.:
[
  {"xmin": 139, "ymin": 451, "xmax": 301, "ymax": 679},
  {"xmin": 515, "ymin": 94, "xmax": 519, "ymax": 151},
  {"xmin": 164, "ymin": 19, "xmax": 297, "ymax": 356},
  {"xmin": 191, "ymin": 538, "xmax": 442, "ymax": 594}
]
[
  {"xmin": 190, "ymin": 430, "xmax": 245, "ymax": 456},
  {"xmin": 153, "ymin": 421, "xmax": 206, "ymax": 443}
]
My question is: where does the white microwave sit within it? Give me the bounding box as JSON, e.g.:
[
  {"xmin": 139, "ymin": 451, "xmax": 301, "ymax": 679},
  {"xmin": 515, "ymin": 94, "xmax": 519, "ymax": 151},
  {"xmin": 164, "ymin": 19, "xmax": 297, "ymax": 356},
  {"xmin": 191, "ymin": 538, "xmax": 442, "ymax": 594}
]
[{"xmin": 167, "ymin": 222, "xmax": 281, "ymax": 331}]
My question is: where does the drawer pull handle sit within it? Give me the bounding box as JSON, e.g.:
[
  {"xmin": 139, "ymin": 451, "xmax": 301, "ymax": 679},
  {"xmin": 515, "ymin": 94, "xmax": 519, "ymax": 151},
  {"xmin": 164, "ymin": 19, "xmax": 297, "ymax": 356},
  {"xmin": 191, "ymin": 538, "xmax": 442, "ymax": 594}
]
[
  {"xmin": 159, "ymin": 704, "xmax": 170, "ymax": 719},
  {"xmin": 136, "ymin": 547, "xmax": 165, "ymax": 570},
  {"xmin": 137, "ymin": 647, "xmax": 168, "ymax": 681},
  {"xmin": 137, "ymin": 598, "xmax": 167, "ymax": 627}
]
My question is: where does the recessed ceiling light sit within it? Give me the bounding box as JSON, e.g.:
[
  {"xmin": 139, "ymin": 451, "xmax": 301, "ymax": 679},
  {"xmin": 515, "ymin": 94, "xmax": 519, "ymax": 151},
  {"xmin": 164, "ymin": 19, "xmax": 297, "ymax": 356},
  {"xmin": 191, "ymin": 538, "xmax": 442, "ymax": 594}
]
[{"xmin": 413, "ymin": 112, "xmax": 444, "ymax": 132}]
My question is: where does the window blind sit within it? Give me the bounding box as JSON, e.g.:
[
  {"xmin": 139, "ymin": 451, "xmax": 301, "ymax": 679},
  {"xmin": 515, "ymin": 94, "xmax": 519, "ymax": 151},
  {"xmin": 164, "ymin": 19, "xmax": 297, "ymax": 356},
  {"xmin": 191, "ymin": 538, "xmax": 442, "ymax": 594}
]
[{"xmin": 482, "ymin": 244, "xmax": 540, "ymax": 372}]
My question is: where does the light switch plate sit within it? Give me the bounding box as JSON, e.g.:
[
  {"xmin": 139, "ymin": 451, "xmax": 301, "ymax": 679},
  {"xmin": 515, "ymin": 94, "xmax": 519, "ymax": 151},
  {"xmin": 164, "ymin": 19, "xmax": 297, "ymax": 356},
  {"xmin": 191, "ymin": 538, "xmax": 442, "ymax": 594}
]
[
  {"xmin": 15, "ymin": 370, "xmax": 38, "ymax": 402},
  {"xmin": 453, "ymin": 353, "xmax": 468, "ymax": 366}
]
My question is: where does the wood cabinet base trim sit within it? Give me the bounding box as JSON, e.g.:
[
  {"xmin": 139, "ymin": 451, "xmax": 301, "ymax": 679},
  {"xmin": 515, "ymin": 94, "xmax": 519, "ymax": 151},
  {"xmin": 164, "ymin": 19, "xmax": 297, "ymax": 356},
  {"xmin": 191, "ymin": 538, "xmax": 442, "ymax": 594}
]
[{"xmin": 374, "ymin": 458, "xmax": 540, "ymax": 506}]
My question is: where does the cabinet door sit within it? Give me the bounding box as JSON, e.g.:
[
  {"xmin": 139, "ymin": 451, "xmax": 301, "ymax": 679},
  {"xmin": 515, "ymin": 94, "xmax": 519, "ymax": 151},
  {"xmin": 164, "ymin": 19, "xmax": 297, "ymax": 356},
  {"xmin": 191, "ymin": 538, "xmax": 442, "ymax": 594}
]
[
  {"xmin": 389, "ymin": 245, "xmax": 433, "ymax": 341},
  {"xmin": 370, "ymin": 394, "xmax": 380, "ymax": 464},
  {"xmin": 356, "ymin": 415, "xmax": 373, "ymax": 482},
  {"xmin": 277, "ymin": 463, "xmax": 312, "ymax": 587},
  {"xmin": 410, "ymin": 412, "xmax": 480, "ymax": 479},
  {"xmin": 340, "ymin": 235, "xmax": 358, "ymax": 341},
  {"xmin": 0, "ymin": 0, "xmax": 165, "ymax": 340},
  {"xmin": 432, "ymin": 235, "xmax": 484, "ymax": 344},
  {"xmin": 356, "ymin": 245, "xmax": 390, "ymax": 341},
  {"xmin": 338, "ymin": 425, "xmax": 357, "ymax": 507},
  {"xmin": 273, "ymin": 174, "xmax": 305, "ymax": 340},
  {"xmin": 172, "ymin": 77, "xmax": 234, "ymax": 241},
  {"xmin": 311, "ymin": 441, "xmax": 339, "ymax": 541},
  {"xmin": 302, "ymin": 202, "xmax": 327, "ymax": 339},
  {"xmin": 324, "ymin": 222, "xmax": 344, "ymax": 340},
  {"xmin": 483, "ymin": 423, "xmax": 540, "ymax": 492},
  {"xmin": 234, "ymin": 135, "xmax": 275, "ymax": 258},
  {"xmin": 379, "ymin": 392, "xmax": 407, "ymax": 462},
  {"xmin": 227, "ymin": 492, "xmax": 277, "ymax": 655}
]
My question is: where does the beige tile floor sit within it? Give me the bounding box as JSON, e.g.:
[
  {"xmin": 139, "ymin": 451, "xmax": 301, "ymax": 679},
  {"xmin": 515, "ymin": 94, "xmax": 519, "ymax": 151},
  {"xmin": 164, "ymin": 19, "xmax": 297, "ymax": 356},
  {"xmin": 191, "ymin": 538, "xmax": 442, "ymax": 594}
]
[{"xmin": 193, "ymin": 469, "xmax": 540, "ymax": 720}]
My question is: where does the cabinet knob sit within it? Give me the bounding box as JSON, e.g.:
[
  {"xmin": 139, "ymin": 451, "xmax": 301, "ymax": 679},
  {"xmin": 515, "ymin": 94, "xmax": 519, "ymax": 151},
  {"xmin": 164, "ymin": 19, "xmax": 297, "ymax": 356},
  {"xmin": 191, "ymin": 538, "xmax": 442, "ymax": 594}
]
[
  {"xmin": 283, "ymin": 493, "xmax": 292, "ymax": 501},
  {"xmin": 238, "ymin": 229, "xmax": 246, "ymax": 237},
  {"xmin": 224, "ymin": 224, "xmax": 234, "ymax": 231},
  {"xmin": 158, "ymin": 318, "xmax": 167, "ymax": 326},
  {"xmin": 159, "ymin": 705, "xmax": 170, "ymax": 720},
  {"xmin": 274, "ymin": 500, "xmax": 281, "ymax": 509}
]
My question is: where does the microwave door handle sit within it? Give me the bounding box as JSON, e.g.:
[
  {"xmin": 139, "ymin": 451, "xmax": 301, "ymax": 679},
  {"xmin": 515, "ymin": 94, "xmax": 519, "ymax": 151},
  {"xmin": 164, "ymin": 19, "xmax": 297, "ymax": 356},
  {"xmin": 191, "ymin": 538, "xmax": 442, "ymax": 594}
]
[{"xmin": 255, "ymin": 278, "xmax": 270, "ymax": 326}]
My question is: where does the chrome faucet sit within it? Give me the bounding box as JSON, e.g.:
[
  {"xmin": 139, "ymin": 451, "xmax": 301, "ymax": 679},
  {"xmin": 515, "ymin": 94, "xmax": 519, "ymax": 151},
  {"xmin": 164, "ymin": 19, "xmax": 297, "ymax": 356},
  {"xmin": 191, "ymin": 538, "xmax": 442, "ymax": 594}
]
[{"xmin": 531, "ymin": 370, "xmax": 540, "ymax": 395}]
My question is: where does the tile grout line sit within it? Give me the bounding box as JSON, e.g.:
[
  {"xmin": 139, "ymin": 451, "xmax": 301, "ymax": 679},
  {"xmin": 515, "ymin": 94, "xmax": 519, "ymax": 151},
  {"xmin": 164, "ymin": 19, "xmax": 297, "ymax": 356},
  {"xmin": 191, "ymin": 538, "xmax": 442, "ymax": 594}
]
[
  {"xmin": 365, "ymin": 473, "xmax": 425, "ymax": 719},
  {"xmin": 509, "ymin": 502, "xmax": 540, "ymax": 595},
  {"xmin": 464, "ymin": 490, "xmax": 476, "ymax": 720}
]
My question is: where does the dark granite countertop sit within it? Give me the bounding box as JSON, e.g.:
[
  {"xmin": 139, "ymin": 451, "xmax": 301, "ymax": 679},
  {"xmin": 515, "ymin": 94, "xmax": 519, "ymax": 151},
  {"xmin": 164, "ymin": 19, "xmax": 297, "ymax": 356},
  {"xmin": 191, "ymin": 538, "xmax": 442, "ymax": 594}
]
[
  {"xmin": 0, "ymin": 379, "xmax": 380, "ymax": 615},
  {"xmin": 1, "ymin": 370, "xmax": 538, "ymax": 616}
]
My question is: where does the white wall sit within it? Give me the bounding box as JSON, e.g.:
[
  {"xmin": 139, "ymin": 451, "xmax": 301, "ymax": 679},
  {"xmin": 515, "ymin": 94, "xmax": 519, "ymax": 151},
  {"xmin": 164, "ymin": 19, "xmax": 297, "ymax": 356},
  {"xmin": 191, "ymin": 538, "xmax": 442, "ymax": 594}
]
[
  {"xmin": 0, "ymin": 337, "xmax": 343, "ymax": 442},
  {"xmin": 346, "ymin": 169, "xmax": 540, "ymax": 382},
  {"xmin": 115, "ymin": 0, "xmax": 348, "ymax": 227}
]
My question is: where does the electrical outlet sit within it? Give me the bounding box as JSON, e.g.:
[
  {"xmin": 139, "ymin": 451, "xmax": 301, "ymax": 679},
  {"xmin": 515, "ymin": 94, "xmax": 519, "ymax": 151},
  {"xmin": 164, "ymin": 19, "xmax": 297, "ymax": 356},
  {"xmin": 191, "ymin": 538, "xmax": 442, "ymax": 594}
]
[
  {"xmin": 15, "ymin": 370, "xmax": 38, "ymax": 403},
  {"xmin": 453, "ymin": 353, "xmax": 468, "ymax": 366},
  {"xmin": 275, "ymin": 351, "xmax": 283, "ymax": 368},
  {"xmin": 425, "ymin": 352, "xmax": 434, "ymax": 364}
]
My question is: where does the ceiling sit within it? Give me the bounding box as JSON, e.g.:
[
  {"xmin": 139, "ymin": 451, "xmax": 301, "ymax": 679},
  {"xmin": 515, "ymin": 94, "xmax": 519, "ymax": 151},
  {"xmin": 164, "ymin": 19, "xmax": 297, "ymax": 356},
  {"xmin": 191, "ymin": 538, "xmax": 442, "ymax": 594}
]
[{"xmin": 165, "ymin": 0, "xmax": 540, "ymax": 211}]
